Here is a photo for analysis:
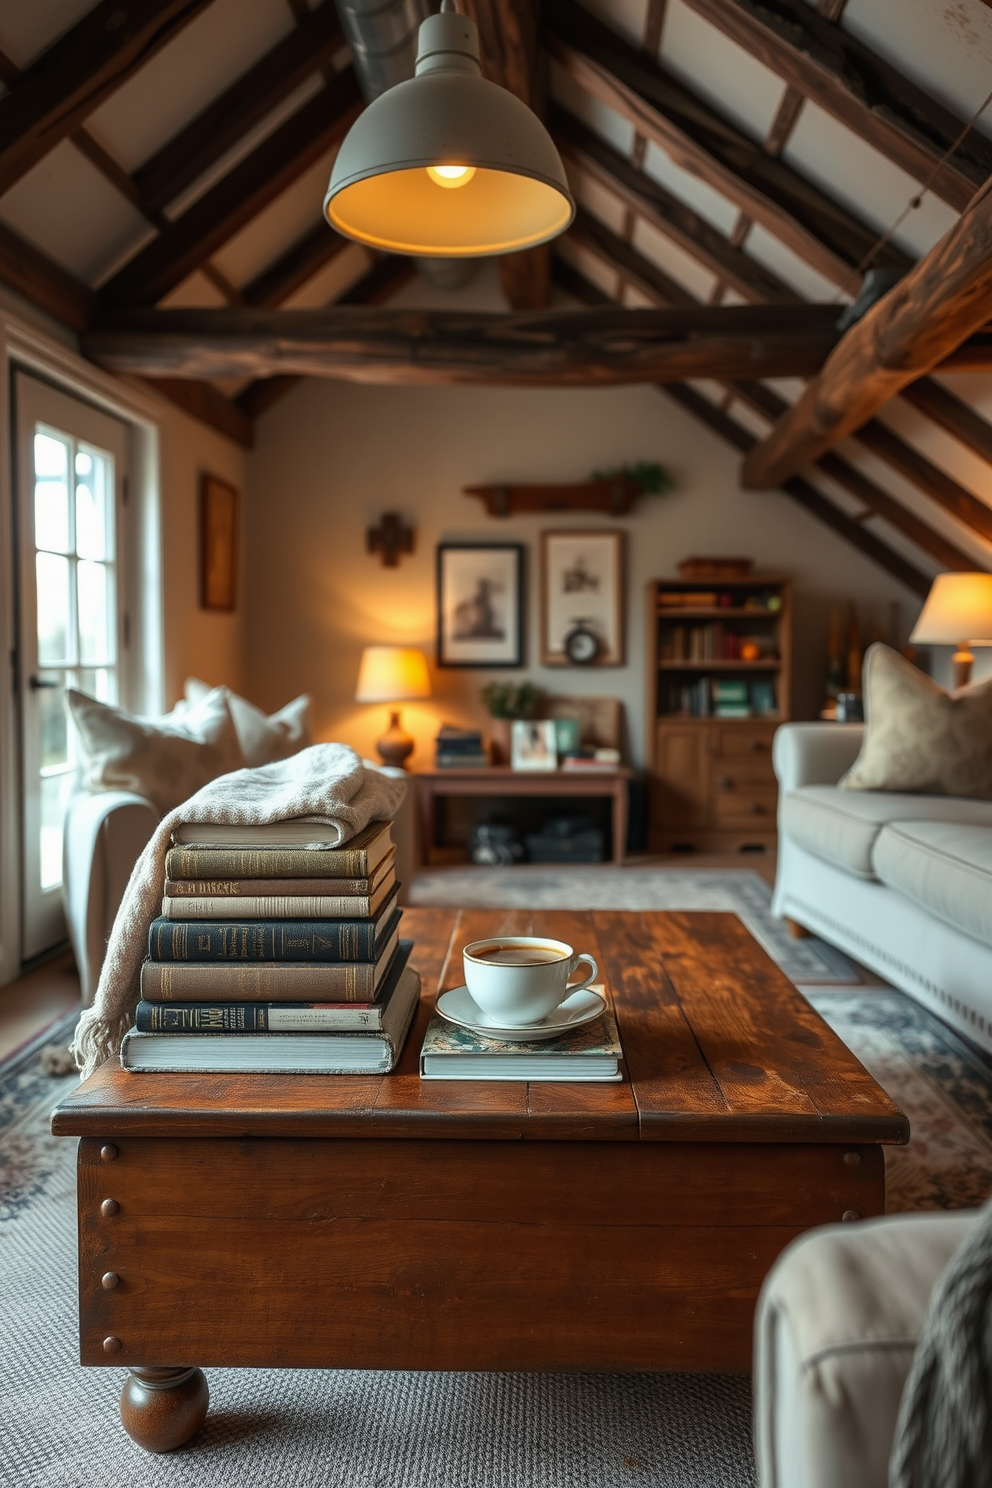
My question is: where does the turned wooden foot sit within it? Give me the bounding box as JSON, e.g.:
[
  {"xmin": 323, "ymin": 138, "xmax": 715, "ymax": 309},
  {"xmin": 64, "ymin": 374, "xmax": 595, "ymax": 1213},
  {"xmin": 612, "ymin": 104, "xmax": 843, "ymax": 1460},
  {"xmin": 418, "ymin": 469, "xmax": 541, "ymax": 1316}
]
[
  {"xmin": 785, "ymin": 917, "xmax": 812, "ymax": 939},
  {"xmin": 119, "ymin": 1367, "xmax": 209, "ymax": 1452}
]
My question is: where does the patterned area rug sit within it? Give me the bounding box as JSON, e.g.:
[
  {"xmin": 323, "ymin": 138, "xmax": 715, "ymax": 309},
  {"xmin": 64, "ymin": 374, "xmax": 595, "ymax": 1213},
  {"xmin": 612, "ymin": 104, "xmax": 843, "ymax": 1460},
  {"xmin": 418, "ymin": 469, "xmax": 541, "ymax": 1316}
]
[{"xmin": 5, "ymin": 868, "xmax": 992, "ymax": 1485}]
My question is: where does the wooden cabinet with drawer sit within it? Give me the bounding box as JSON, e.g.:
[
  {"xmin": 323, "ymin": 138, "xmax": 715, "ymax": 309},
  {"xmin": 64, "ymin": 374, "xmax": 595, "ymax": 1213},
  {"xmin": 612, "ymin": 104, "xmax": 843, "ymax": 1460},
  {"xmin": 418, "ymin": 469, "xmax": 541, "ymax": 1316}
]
[{"xmin": 646, "ymin": 579, "xmax": 789, "ymax": 853}]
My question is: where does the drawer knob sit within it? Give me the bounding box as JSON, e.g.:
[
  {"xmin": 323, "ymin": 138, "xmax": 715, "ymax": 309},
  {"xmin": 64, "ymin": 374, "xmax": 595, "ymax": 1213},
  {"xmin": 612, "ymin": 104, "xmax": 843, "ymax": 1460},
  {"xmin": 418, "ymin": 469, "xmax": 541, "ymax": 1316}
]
[
  {"xmin": 102, "ymin": 1272, "xmax": 121, "ymax": 1291},
  {"xmin": 103, "ymin": 1336, "xmax": 122, "ymax": 1354},
  {"xmin": 100, "ymin": 1198, "xmax": 120, "ymax": 1217},
  {"xmin": 843, "ymin": 1152, "xmax": 861, "ymax": 1168},
  {"xmin": 100, "ymin": 1144, "xmax": 118, "ymax": 1163},
  {"xmin": 842, "ymin": 1209, "xmax": 861, "ymax": 1222},
  {"xmin": 717, "ymin": 775, "xmax": 731, "ymax": 789}
]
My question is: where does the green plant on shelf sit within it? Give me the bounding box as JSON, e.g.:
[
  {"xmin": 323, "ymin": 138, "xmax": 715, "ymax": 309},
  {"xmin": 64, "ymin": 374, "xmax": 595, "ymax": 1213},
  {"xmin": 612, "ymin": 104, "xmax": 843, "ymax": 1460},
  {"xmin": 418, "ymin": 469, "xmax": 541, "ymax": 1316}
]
[
  {"xmin": 480, "ymin": 681, "xmax": 539, "ymax": 719},
  {"xmin": 591, "ymin": 460, "xmax": 673, "ymax": 494}
]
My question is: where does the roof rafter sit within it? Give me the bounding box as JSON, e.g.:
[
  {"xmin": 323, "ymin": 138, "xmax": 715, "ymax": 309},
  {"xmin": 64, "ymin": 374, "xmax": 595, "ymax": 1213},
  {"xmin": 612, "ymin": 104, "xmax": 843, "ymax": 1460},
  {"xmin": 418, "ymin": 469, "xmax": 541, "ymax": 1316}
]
[
  {"xmin": 568, "ymin": 208, "xmax": 697, "ymax": 308},
  {"xmin": 544, "ymin": 0, "xmax": 912, "ymax": 291},
  {"xmin": 0, "ymin": 0, "xmax": 217, "ymax": 197},
  {"xmin": 679, "ymin": 0, "xmax": 992, "ymax": 210},
  {"xmin": 0, "ymin": 219, "xmax": 97, "ymax": 331},
  {"xmin": 100, "ymin": 68, "xmax": 362, "ymax": 308}
]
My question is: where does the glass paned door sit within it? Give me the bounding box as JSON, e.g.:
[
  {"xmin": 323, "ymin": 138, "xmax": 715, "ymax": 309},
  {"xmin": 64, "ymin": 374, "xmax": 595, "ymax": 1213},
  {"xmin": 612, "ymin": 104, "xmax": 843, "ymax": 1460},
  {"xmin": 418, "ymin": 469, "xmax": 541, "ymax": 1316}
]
[{"xmin": 15, "ymin": 376, "xmax": 128, "ymax": 961}]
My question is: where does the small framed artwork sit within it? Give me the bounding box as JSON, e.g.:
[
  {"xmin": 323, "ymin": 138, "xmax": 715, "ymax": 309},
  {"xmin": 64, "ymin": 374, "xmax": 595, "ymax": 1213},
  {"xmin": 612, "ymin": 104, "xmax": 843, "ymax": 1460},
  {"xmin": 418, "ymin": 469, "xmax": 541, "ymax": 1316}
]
[
  {"xmin": 541, "ymin": 529, "xmax": 624, "ymax": 667},
  {"xmin": 436, "ymin": 543, "xmax": 524, "ymax": 667},
  {"xmin": 200, "ymin": 473, "xmax": 238, "ymax": 612},
  {"xmin": 511, "ymin": 718, "xmax": 558, "ymax": 771}
]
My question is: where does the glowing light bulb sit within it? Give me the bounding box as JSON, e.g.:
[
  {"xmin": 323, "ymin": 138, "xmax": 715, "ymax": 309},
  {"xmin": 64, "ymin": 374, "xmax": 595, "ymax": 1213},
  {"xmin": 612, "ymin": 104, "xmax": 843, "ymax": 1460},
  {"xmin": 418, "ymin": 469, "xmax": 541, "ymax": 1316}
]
[{"xmin": 426, "ymin": 164, "xmax": 476, "ymax": 189}]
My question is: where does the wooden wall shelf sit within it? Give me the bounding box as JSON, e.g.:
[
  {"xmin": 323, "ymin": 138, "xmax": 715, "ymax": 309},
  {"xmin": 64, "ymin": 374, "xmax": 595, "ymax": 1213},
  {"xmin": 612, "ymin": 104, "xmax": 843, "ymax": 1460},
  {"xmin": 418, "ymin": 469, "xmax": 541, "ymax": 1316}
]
[{"xmin": 463, "ymin": 479, "xmax": 642, "ymax": 517}]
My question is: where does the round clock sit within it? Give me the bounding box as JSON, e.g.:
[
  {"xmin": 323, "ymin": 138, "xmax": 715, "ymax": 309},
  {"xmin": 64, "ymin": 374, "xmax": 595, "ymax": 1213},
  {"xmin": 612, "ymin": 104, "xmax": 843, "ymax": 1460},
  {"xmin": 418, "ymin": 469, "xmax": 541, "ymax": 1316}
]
[{"xmin": 563, "ymin": 622, "xmax": 601, "ymax": 665}]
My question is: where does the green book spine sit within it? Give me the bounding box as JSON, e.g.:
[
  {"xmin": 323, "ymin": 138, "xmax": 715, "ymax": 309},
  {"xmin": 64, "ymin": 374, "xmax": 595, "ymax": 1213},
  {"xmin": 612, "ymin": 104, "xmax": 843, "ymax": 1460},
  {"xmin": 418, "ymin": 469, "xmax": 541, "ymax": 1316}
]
[
  {"xmin": 165, "ymin": 846, "xmax": 377, "ymax": 880},
  {"xmin": 148, "ymin": 906, "xmax": 399, "ymax": 963}
]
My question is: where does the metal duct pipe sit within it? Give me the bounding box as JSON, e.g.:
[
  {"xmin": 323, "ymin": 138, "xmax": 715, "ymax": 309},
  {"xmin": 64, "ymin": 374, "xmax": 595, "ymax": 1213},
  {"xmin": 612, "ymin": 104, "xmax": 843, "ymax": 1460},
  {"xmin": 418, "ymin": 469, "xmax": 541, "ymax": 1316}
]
[{"xmin": 334, "ymin": 0, "xmax": 434, "ymax": 101}]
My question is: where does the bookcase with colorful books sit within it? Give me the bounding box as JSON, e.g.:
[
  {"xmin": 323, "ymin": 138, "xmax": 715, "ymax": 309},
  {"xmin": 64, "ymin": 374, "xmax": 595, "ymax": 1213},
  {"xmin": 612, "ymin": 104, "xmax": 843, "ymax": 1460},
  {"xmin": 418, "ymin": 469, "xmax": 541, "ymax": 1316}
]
[
  {"xmin": 646, "ymin": 574, "xmax": 792, "ymax": 853},
  {"xmin": 120, "ymin": 820, "xmax": 421, "ymax": 1073}
]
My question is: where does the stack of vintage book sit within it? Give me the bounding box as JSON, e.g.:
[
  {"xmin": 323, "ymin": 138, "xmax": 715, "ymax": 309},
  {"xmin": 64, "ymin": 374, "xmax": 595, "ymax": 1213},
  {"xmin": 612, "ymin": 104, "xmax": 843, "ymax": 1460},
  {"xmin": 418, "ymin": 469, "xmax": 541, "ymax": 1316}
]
[{"xmin": 120, "ymin": 820, "xmax": 420, "ymax": 1074}]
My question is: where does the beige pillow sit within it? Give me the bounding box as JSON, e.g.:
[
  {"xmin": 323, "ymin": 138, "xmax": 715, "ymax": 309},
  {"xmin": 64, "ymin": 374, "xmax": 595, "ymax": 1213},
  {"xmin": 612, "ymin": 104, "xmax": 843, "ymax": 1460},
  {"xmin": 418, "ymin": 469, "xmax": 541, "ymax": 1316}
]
[
  {"xmin": 841, "ymin": 643, "xmax": 992, "ymax": 799},
  {"xmin": 67, "ymin": 688, "xmax": 244, "ymax": 815},
  {"xmin": 182, "ymin": 678, "xmax": 313, "ymax": 767}
]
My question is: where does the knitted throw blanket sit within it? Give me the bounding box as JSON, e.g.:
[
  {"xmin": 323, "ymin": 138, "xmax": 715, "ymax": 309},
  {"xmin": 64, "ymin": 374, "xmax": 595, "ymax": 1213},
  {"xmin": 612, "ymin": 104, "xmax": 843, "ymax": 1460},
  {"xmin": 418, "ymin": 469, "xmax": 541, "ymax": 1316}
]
[
  {"xmin": 71, "ymin": 743, "xmax": 406, "ymax": 1079},
  {"xmin": 890, "ymin": 1195, "xmax": 992, "ymax": 1488}
]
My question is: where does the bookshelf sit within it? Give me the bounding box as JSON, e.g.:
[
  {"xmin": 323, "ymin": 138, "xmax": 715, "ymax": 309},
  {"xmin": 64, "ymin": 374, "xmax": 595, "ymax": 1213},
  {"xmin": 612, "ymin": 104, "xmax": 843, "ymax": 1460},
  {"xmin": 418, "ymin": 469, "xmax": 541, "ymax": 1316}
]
[{"xmin": 646, "ymin": 575, "xmax": 792, "ymax": 853}]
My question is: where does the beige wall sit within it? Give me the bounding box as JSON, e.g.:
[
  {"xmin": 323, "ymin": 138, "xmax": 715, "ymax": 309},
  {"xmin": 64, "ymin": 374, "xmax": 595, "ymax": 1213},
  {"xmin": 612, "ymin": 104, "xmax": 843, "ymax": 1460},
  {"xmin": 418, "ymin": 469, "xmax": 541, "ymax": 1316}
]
[
  {"xmin": 244, "ymin": 376, "xmax": 926, "ymax": 770},
  {"xmin": 154, "ymin": 397, "xmax": 248, "ymax": 709}
]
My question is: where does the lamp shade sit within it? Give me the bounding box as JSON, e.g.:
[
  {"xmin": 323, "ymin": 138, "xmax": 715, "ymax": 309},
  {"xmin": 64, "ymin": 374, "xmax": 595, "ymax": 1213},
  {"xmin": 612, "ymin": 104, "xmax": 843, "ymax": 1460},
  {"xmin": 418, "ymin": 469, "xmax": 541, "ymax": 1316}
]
[
  {"xmin": 910, "ymin": 573, "xmax": 992, "ymax": 645},
  {"xmin": 355, "ymin": 646, "xmax": 432, "ymax": 702},
  {"xmin": 323, "ymin": 2, "xmax": 574, "ymax": 257}
]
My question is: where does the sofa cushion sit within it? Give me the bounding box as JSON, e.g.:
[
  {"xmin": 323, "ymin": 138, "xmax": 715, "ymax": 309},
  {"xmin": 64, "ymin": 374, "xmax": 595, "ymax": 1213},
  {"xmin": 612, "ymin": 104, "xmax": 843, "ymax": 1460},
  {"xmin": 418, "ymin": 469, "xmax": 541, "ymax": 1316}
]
[
  {"xmin": 873, "ymin": 820, "xmax": 992, "ymax": 949},
  {"xmin": 781, "ymin": 785, "xmax": 992, "ymax": 879},
  {"xmin": 182, "ymin": 678, "xmax": 313, "ymax": 767},
  {"xmin": 842, "ymin": 643, "xmax": 992, "ymax": 798}
]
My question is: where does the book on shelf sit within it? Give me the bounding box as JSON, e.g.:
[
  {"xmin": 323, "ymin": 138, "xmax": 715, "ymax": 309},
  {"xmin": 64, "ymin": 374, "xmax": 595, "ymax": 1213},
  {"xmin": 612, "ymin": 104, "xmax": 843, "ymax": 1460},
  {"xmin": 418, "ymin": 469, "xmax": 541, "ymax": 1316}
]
[
  {"xmin": 121, "ymin": 957, "xmax": 421, "ymax": 1073},
  {"xmin": 136, "ymin": 941, "xmax": 412, "ymax": 1032},
  {"xmin": 162, "ymin": 851, "xmax": 395, "ymax": 900},
  {"xmin": 165, "ymin": 820, "xmax": 393, "ymax": 879},
  {"xmin": 435, "ymin": 753, "xmax": 490, "ymax": 769},
  {"xmin": 435, "ymin": 726, "xmax": 484, "ymax": 751},
  {"xmin": 147, "ymin": 895, "xmax": 400, "ymax": 963},
  {"xmin": 161, "ymin": 871, "xmax": 397, "ymax": 922},
  {"xmin": 140, "ymin": 923, "xmax": 401, "ymax": 1002},
  {"xmin": 419, "ymin": 999, "xmax": 623, "ymax": 1082},
  {"xmin": 661, "ymin": 676, "xmax": 778, "ymax": 719}
]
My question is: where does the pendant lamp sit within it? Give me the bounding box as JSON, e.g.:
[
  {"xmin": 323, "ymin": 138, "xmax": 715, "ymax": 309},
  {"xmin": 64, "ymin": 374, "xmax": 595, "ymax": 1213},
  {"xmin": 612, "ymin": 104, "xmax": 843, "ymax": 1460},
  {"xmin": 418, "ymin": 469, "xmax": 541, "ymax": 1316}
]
[{"xmin": 323, "ymin": 0, "xmax": 575, "ymax": 257}]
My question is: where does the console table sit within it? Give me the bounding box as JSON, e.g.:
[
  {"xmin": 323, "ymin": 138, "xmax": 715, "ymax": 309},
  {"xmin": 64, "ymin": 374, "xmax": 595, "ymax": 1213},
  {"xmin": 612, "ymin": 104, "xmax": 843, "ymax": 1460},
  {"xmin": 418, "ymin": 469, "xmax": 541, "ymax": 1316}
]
[{"xmin": 414, "ymin": 766, "xmax": 632, "ymax": 866}]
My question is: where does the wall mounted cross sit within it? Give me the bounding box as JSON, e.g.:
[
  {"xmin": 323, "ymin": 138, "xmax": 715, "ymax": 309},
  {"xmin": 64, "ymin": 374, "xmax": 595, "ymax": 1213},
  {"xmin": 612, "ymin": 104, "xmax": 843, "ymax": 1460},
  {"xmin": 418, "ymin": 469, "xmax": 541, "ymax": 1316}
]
[{"xmin": 367, "ymin": 512, "xmax": 415, "ymax": 567}]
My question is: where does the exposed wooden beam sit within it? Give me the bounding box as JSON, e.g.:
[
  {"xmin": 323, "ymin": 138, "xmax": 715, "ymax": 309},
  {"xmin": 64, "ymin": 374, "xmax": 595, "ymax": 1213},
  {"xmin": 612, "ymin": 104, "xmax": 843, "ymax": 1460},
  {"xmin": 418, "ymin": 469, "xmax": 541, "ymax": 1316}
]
[
  {"xmin": 679, "ymin": 0, "xmax": 991, "ymax": 210},
  {"xmin": 545, "ymin": 0, "xmax": 912, "ymax": 290},
  {"xmin": 242, "ymin": 224, "xmax": 351, "ymax": 308},
  {"xmin": 731, "ymin": 380, "xmax": 982, "ymax": 571},
  {"xmin": 552, "ymin": 106, "xmax": 800, "ymax": 304},
  {"xmin": 853, "ymin": 418, "xmax": 992, "ymax": 546},
  {"xmin": 464, "ymin": 0, "xmax": 550, "ymax": 309},
  {"xmin": 100, "ymin": 69, "xmax": 362, "ymax": 308},
  {"xmin": 900, "ymin": 378, "xmax": 992, "ymax": 469},
  {"xmin": 132, "ymin": 1, "xmax": 345, "ymax": 214},
  {"xmin": 144, "ymin": 377, "xmax": 253, "ymax": 447},
  {"xmin": 0, "ymin": 0, "xmax": 217, "ymax": 197},
  {"xmin": 0, "ymin": 220, "xmax": 96, "ymax": 332},
  {"xmin": 83, "ymin": 302, "xmax": 844, "ymax": 384},
  {"xmin": 665, "ymin": 382, "xmax": 931, "ymax": 594},
  {"xmin": 568, "ymin": 208, "xmax": 696, "ymax": 308},
  {"xmin": 742, "ymin": 187, "xmax": 992, "ymax": 487}
]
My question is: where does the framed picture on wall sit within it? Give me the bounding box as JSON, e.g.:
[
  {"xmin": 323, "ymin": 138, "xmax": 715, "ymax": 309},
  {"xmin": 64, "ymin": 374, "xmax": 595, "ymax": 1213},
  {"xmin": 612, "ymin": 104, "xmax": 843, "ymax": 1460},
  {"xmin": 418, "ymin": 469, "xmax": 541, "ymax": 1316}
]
[
  {"xmin": 541, "ymin": 529, "xmax": 624, "ymax": 666},
  {"xmin": 200, "ymin": 473, "xmax": 238, "ymax": 612},
  {"xmin": 436, "ymin": 543, "xmax": 524, "ymax": 667}
]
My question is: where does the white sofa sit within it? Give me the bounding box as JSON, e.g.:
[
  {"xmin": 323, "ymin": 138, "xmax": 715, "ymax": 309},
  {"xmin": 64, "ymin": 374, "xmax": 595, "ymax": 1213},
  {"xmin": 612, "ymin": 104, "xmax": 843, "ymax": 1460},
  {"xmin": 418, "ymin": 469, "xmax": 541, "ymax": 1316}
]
[
  {"xmin": 62, "ymin": 771, "xmax": 418, "ymax": 1007},
  {"xmin": 754, "ymin": 1206, "xmax": 978, "ymax": 1488},
  {"xmin": 772, "ymin": 723, "xmax": 992, "ymax": 1055}
]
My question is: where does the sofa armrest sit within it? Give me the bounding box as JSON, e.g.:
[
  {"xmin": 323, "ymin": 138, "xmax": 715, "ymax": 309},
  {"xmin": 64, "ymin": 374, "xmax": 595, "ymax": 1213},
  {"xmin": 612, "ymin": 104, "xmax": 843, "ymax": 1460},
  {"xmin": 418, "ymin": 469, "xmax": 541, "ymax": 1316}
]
[
  {"xmin": 773, "ymin": 723, "xmax": 864, "ymax": 793},
  {"xmin": 62, "ymin": 790, "xmax": 160, "ymax": 1006}
]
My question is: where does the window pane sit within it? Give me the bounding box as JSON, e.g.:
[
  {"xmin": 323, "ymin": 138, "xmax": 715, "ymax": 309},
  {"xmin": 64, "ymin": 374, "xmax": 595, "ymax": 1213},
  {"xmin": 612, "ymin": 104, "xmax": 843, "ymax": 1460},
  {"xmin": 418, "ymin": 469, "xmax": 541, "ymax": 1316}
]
[
  {"xmin": 75, "ymin": 445, "xmax": 112, "ymax": 561},
  {"xmin": 36, "ymin": 552, "xmax": 71, "ymax": 663},
  {"xmin": 39, "ymin": 772, "xmax": 73, "ymax": 892},
  {"xmin": 38, "ymin": 674, "xmax": 69, "ymax": 769},
  {"xmin": 78, "ymin": 667, "xmax": 115, "ymax": 703},
  {"xmin": 34, "ymin": 432, "xmax": 70, "ymax": 553},
  {"xmin": 77, "ymin": 561, "xmax": 113, "ymax": 665}
]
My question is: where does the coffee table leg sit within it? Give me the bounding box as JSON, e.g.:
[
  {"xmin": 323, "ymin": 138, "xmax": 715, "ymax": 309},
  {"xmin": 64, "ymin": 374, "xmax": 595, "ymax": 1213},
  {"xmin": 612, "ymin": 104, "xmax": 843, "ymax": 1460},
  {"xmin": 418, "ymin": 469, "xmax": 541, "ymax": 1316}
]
[{"xmin": 119, "ymin": 1366, "xmax": 209, "ymax": 1452}]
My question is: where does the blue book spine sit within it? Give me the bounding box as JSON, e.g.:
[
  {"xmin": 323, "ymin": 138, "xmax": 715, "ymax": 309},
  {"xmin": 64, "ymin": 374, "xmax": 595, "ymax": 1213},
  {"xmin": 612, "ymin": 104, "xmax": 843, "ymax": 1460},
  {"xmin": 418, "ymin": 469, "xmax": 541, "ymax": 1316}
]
[{"xmin": 148, "ymin": 908, "xmax": 400, "ymax": 963}]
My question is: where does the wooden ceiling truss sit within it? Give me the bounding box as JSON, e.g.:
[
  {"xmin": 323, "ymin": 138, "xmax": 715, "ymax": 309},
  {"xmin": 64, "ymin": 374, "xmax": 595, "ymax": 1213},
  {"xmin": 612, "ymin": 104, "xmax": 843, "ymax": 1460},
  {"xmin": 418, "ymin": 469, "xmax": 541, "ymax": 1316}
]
[{"xmin": 0, "ymin": 0, "xmax": 990, "ymax": 588}]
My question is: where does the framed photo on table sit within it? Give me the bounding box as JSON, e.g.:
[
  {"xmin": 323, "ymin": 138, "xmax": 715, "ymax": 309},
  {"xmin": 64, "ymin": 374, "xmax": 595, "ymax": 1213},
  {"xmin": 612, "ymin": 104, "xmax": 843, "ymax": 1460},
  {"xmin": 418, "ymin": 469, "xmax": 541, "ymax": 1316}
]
[
  {"xmin": 436, "ymin": 543, "xmax": 524, "ymax": 667},
  {"xmin": 511, "ymin": 719, "xmax": 558, "ymax": 771},
  {"xmin": 541, "ymin": 529, "xmax": 624, "ymax": 666},
  {"xmin": 200, "ymin": 473, "xmax": 238, "ymax": 612}
]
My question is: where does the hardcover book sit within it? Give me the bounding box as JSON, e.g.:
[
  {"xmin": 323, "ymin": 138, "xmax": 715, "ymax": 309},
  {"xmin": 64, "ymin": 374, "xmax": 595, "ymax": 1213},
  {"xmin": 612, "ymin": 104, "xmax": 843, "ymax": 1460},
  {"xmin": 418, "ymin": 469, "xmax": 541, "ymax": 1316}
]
[
  {"xmin": 140, "ymin": 925, "xmax": 401, "ymax": 1003},
  {"xmin": 162, "ymin": 851, "xmax": 395, "ymax": 900},
  {"xmin": 164, "ymin": 822, "xmax": 393, "ymax": 881},
  {"xmin": 148, "ymin": 896, "xmax": 400, "ymax": 963},
  {"xmin": 136, "ymin": 943, "xmax": 412, "ymax": 1033},
  {"xmin": 121, "ymin": 961, "xmax": 421, "ymax": 1073},
  {"xmin": 161, "ymin": 872, "xmax": 396, "ymax": 922},
  {"xmin": 419, "ymin": 1003, "xmax": 623, "ymax": 1081}
]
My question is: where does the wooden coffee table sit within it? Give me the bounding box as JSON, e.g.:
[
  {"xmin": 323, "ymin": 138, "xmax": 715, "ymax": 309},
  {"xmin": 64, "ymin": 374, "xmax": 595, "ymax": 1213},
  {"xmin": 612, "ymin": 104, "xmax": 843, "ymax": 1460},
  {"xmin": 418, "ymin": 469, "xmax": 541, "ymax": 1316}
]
[{"xmin": 53, "ymin": 909, "xmax": 907, "ymax": 1452}]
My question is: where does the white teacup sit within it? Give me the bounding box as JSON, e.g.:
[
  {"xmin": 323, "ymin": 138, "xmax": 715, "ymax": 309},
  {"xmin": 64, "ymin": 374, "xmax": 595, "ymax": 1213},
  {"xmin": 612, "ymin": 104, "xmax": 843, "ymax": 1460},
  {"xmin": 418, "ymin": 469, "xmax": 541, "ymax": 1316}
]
[{"xmin": 462, "ymin": 936, "xmax": 599, "ymax": 1027}]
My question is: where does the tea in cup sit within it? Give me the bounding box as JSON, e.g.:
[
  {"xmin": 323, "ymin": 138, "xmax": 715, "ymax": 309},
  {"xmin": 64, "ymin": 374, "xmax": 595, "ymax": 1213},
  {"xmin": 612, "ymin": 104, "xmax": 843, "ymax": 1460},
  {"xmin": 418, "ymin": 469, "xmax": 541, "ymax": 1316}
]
[{"xmin": 462, "ymin": 936, "xmax": 599, "ymax": 1027}]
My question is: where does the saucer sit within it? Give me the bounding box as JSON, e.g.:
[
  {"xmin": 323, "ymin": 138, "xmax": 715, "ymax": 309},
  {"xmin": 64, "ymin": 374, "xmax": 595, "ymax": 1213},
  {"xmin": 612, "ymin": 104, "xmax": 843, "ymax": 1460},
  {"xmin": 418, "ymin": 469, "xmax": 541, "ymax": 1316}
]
[{"xmin": 435, "ymin": 985, "xmax": 608, "ymax": 1042}]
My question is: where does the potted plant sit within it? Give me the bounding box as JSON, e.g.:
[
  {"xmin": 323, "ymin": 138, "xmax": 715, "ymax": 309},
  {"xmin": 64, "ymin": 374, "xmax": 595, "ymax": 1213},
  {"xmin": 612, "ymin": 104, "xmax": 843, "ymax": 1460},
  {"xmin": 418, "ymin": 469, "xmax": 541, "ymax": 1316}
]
[{"xmin": 480, "ymin": 681, "xmax": 539, "ymax": 765}]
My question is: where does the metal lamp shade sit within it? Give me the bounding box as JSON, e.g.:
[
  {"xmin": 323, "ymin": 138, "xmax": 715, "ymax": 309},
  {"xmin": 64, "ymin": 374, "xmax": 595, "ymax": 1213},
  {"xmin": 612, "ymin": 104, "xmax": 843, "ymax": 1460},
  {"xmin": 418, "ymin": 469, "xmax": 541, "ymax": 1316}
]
[{"xmin": 323, "ymin": 7, "xmax": 574, "ymax": 257}]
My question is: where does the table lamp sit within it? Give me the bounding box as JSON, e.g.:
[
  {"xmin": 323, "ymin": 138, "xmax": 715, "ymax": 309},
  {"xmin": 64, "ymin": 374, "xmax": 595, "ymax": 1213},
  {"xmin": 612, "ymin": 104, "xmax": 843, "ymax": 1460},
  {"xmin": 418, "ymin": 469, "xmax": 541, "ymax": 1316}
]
[
  {"xmin": 355, "ymin": 646, "xmax": 432, "ymax": 768},
  {"xmin": 910, "ymin": 573, "xmax": 992, "ymax": 688}
]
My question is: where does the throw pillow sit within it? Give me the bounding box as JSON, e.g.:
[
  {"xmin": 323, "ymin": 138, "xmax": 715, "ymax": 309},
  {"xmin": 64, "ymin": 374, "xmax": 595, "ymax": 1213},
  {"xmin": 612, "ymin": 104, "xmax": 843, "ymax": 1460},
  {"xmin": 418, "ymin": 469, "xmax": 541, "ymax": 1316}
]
[
  {"xmin": 182, "ymin": 678, "xmax": 313, "ymax": 767},
  {"xmin": 67, "ymin": 687, "xmax": 244, "ymax": 815},
  {"xmin": 841, "ymin": 643, "xmax": 992, "ymax": 798}
]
